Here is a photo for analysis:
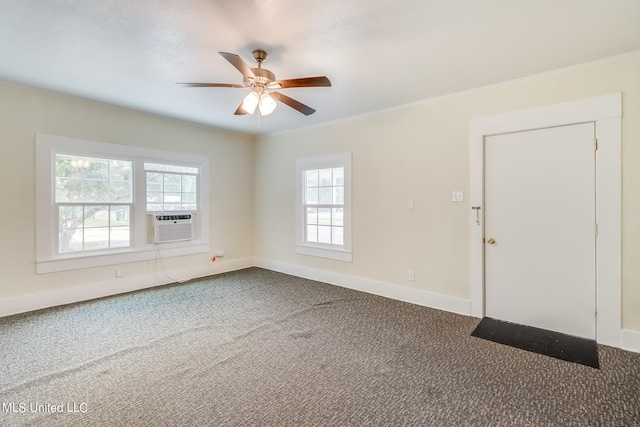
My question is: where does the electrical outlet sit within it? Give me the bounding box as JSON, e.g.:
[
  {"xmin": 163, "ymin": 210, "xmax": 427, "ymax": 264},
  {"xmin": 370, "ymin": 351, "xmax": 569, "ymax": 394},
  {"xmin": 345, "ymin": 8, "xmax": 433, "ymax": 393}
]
[
  {"xmin": 116, "ymin": 267, "xmax": 123, "ymax": 277},
  {"xmin": 452, "ymin": 191, "xmax": 464, "ymax": 202},
  {"xmin": 408, "ymin": 270, "xmax": 415, "ymax": 282}
]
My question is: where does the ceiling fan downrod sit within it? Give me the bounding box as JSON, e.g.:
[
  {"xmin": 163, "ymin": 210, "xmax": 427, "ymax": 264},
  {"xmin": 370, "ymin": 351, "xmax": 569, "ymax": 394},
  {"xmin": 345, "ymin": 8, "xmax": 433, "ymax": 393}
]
[
  {"xmin": 252, "ymin": 49, "xmax": 267, "ymax": 68},
  {"xmin": 248, "ymin": 50, "xmax": 276, "ymax": 87}
]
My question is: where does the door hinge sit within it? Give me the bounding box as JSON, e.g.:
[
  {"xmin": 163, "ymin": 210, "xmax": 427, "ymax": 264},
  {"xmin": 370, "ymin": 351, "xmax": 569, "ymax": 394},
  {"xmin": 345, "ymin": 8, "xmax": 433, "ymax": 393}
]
[
  {"xmin": 594, "ymin": 224, "xmax": 599, "ymax": 236},
  {"xmin": 595, "ymin": 310, "xmax": 598, "ymax": 321},
  {"xmin": 594, "ymin": 138, "xmax": 598, "ymax": 151}
]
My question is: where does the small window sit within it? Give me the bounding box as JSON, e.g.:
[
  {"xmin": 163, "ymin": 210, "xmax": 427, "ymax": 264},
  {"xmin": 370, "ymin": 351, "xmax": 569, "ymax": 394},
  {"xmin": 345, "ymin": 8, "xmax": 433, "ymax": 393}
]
[
  {"xmin": 145, "ymin": 163, "xmax": 198, "ymax": 212},
  {"xmin": 296, "ymin": 153, "xmax": 352, "ymax": 262}
]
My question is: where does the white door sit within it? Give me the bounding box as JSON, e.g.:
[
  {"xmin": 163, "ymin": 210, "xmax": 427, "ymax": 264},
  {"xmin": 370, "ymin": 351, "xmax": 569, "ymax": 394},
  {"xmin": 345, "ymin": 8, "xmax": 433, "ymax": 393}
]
[{"xmin": 484, "ymin": 123, "xmax": 596, "ymax": 339}]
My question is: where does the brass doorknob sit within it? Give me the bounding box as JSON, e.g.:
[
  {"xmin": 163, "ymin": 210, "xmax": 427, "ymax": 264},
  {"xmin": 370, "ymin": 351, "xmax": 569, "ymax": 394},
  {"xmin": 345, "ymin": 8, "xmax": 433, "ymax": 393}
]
[{"xmin": 487, "ymin": 237, "xmax": 496, "ymax": 245}]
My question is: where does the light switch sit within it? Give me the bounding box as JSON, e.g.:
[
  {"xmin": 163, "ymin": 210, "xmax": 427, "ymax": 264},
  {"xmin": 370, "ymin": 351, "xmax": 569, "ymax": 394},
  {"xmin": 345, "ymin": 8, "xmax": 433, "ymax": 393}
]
[
  {"xmin": 452, "ymin": 191, "xmax": 464, "ymax": 202},
  {"xmin": 408, "ymin": 198, "xmax": 415, "ymax": 209}
]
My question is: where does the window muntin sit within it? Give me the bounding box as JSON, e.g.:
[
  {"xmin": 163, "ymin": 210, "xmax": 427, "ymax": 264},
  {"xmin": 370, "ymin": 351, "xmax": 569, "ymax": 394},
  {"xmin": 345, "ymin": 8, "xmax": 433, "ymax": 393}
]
[{"xmin": 54, "ymin": 154, "xmax": 133, "ymax": 253}]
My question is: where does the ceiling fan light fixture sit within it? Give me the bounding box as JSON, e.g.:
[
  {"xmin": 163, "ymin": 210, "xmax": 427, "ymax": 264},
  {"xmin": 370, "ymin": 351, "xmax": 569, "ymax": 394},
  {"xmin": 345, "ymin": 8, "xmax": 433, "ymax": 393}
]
[
  {"xmin": 178, "ymin": 50, "xmax": 330, "ymax": 116},
  {"xmin": 259, "ymin": 92, "xmax": 277, "ymax": 116},
  {"xmin": 241, "ymin": 91, "xmax": 259, "ymax": 114}
]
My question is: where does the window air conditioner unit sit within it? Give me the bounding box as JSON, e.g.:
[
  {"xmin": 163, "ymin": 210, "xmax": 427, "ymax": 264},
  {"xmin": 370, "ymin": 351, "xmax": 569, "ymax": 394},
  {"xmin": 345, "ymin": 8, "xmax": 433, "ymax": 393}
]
[{"xmin": 152, "ymin": 214, "xmax": 193, "ymax": 243}]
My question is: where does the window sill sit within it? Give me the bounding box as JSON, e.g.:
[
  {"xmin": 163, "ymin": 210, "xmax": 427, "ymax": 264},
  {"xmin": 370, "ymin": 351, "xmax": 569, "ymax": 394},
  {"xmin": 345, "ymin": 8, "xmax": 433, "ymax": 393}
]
[
  {"xmin": 36, "ymin": 242, "xmax": 209, "ymax": 274},
  {"xmin": 296, "ymin": 244, "xmax": 352, "ymax": 262}
]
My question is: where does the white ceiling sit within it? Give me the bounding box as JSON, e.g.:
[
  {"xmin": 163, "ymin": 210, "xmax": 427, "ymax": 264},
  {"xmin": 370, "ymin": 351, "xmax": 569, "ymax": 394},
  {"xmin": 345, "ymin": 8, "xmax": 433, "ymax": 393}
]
[{"xmin": 1, "ymin": 0, "xmax": 639, "ymax": 135}]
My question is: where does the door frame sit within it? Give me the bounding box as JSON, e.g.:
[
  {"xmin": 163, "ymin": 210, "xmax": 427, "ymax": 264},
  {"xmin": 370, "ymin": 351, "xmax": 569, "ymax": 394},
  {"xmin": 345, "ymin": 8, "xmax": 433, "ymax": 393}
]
[{"xmin": 469, "ymin": 93, "xmax": 621, "ymax": 346}]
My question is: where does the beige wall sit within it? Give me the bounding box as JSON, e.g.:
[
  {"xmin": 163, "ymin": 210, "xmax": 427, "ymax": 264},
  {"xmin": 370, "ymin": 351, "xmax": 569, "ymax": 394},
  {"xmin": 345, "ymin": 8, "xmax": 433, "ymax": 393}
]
[
  {"xmin": 1, "ymin": 53, "xmax": 638, "ymax": 333},
  {"xmin": 0, "ymin": 82, "xmax": 255, "ymax": 299},
  {"xmin": 254, "ymin": 53, "xmax": 640, "ymax": 331}
]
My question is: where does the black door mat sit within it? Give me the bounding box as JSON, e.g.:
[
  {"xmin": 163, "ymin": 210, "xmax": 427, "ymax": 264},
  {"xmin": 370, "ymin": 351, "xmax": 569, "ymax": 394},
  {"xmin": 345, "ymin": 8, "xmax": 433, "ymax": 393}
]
[{"xmin": 471, "ymin": 317, "xmax": 599, "ymax": 369}]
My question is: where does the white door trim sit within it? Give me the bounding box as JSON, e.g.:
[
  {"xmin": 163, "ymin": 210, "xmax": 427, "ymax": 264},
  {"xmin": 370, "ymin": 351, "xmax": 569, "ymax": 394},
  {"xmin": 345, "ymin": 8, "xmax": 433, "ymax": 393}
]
[{"xmin": 469, "ymin": 93, "xmax": 622, "ymax": 346}]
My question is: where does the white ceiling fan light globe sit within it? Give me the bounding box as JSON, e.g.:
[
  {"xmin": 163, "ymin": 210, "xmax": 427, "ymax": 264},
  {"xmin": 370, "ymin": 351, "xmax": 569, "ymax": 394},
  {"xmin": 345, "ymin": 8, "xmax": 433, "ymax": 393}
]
[
  {"xmin": 241, "ymin": 91, "xmax": 259, "ymax": 114},
  {"xmin": 259, "ymin": 93, "xmax": 277, "ymax": 116}
]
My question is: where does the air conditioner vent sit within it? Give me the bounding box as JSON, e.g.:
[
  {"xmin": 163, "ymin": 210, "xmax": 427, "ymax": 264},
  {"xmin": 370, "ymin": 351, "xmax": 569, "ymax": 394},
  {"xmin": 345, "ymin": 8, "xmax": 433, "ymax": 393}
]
[{"xmin": 152, "ymin": 214, "xmax": 193, "ymax": 243}]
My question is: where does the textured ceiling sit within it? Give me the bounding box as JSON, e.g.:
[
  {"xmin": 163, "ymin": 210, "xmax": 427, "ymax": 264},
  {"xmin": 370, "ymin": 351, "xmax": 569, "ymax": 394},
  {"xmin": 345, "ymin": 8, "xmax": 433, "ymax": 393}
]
[{"xmin": 0, "ymin": 0, "xmax": 639, "ymax": 135}]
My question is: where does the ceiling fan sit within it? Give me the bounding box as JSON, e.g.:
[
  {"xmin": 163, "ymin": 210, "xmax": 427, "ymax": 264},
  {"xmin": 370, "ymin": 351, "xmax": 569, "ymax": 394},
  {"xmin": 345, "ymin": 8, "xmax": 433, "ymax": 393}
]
[{"xmin": 177, "ymin": 49, "xmax": 331, "ymax": 116}]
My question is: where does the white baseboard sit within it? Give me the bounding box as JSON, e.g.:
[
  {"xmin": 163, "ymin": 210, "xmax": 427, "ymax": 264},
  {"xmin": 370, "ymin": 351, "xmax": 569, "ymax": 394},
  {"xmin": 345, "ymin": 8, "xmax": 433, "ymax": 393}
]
[
  {"xmin": 7, "ymin": 256, "xmax": 630, "ymax": 354},
  {"xmin": 0, "ymin": 257, "xmax": 254, "ymax": 318},
  {"xmin": 254, "ymin": 258, "xmax": 471, "ymax": 316},
  {"xmin": 622, "ymin": 329, "xmax": 640, "ymax": 354},
  {"xmin": 1, "ymin": 256, "xmax": 470, "ymax": 319}
]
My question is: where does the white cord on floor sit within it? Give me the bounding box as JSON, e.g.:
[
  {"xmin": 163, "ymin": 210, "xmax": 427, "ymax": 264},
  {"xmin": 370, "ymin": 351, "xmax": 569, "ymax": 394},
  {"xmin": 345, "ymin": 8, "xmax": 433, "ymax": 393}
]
[{"xmin": 155, "ymin": 245, "xmax": 192, "ymax": 284}]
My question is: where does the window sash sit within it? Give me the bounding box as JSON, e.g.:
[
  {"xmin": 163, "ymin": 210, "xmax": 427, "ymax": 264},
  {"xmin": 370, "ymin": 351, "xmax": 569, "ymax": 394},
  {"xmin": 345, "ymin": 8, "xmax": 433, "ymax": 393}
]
[
  {"xmin": 144, "ymin": 162, "xmax": 199, "ymax": 174},
  {"xmin": 56, "ymin": 203, "xmax": 133, "ymax": 254},
  {"xmin": 146, "ymin": 170, "xmax": 199, "ymax": 212},
  {"xmin": 54, "ymin": 154, "xmax": 133, "ymax": 204},
  {"xmin": 303, "ymin": 203, "xmax": 344, "ymax": 245}
]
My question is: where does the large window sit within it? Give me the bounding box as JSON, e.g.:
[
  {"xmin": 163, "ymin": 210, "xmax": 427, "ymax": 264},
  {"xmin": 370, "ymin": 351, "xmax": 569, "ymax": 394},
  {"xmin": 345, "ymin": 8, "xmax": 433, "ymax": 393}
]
[
  {"xmin": 36, "ymin": 134, "xmax": 209, "ymax": 274},
  {"xmin": 55, "ymin": 154, "xmax": 133, "ymax": 253},
  {"xmin": 296, "ymin": 153, "xmax": 352, "ymax": 262}
]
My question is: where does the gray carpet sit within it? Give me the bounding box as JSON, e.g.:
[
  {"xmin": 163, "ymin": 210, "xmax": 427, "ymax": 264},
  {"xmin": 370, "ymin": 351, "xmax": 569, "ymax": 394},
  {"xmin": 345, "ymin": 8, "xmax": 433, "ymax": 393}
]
[{"xmin": 0, "ymin": 267, "xmax": 639, "ymax": 426}]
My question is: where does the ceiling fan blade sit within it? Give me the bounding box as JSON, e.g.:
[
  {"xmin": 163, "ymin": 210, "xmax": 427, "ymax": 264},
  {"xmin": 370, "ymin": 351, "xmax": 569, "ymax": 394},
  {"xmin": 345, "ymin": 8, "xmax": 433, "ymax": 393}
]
[
  {"xmin": 273, "ymin": 76, "xmax": 331, "ymax": 89},
  {"xmin": 271, "ymin": 92, "xmax": 316, "ymax": 116},
  {"xmin": 234, "ymin": 102, "xmax": 248, "ymax": 115},
  {"xmin": 176, "ymin": 82, "xmax": 244, "ymax": 88},
  {"xmin": 219, "ymin": 52, "xmax": 256, "ymax": 80}
]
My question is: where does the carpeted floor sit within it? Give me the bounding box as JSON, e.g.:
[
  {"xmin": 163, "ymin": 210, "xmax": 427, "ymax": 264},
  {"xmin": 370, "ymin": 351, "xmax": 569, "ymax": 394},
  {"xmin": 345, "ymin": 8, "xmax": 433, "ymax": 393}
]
[{"xmin": 0, "ymin": 267, "xmax": 639, "ymax": 426}]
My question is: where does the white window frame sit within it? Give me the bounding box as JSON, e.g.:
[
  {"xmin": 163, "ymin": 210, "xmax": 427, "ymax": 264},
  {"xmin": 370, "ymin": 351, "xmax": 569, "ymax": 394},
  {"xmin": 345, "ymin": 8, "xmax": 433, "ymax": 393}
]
[
  {"xmin": 296, "ymin": 152, "xmax": 352, "ymax": 262},
  {"xmin": 36, "ymin": 133, "xmax": 210, "ymax": 274}
]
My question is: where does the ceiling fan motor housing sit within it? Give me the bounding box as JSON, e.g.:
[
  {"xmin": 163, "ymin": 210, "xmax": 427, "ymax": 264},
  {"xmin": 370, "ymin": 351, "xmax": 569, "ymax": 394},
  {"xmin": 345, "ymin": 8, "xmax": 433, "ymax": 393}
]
[{"xmin": 248, "ymin": 68, "xmax": 275, "ymax": 86}]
